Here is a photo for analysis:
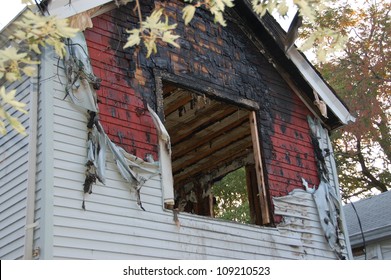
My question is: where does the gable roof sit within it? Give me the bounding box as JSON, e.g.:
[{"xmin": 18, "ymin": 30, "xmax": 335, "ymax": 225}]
[
  {"xmin": 2, "ymin": 0, "xmax": 355, "ymax": 129},
  {"xmin": 343, "ymin": 191, "xmax": 391, "ymax": 247},
  {"xmin": 236, "ymin": 0, "xmax": 355, "ymax": 129}
]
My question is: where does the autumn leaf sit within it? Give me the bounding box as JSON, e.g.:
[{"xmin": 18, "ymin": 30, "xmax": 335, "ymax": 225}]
[
  {"xmin": 0, "ymin": 86, "xmax": 27, "ymax": 136},
  {"xmin": 124, "ymin": 29, "xmax": 141, "ymax": 49},
  {"xmin": 0, "ymin": 47, "xmax": 27, "ymax": 61},
  {"xmin": 162, "ymin": 31, "xmax": 180, "ymax": 48},
  {"xmin": 145, "ymin": 38, "xmax": 157, "ymax": 58},
  {"xmin": 8, "ymin": 115, "xmax": 27, "ymax": 136},
  {"xmin": 0, "ymin": 119, "xmax": 6, "ymax": 135},
  {"xmin": 5, "ymin": 72, "xmax": 19, "ymax": 82},
  {"xmin": 22, "ymin": 65, "xmax": 36, "ymax": 76},
  {"xmin": 21, "ymin": 0, "xmax": 34, "ymax": 5},
  {"xmin": 277, "ymin": 2, "xmax": 289, "ymax": 17},
  {"xmin": 0, "ymin": 87, "xmax": 27, "ymax": 114},
  {"xmin": 182, "ymin": 5, "xmax": 196, "ymax": 25},
  {"xmin": 54, "ymin": 17, "xmax": 79, "ymax": 38}
]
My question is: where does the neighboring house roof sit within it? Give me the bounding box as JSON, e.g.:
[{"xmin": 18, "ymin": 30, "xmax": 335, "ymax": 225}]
[{"xmin": 343, "ymin": 191, "xmax": 391, "ymax": 247}]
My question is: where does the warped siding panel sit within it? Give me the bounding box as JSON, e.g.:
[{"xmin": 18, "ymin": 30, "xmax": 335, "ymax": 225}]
[
  {"xmin": 52, "ymin": 218, "xmax": 281, "ymax": 260},
  {"xmin": 50, "ymin": 138, "xmax": 336, "ymax": 259},
  {"xmin": 50, "ymin": 136, "xmax": 336, "ymax": 260},
  {"xmin": 47, "ymin": 58, "xmax": 336, "ymax": 260},
  {"xmin": 0, "ymin": 76, "xmax": 32, "ymax": 259},
  {"xmin": 39, "ymin": 4, "xmax": 338, "ymax": 258}
]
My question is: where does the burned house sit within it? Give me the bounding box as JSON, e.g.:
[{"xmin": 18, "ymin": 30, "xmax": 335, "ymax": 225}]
[{"xmin": 1, "ymin": 0, "xmax": 355, "ymax": 259}]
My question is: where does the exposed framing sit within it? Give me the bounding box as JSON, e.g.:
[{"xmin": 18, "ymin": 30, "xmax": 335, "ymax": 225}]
[
  {"xmin": 154, "ymin": 70, "xmax": 270, "ymax": 225},
  {"xmin": 249, "ymin": 111, "xmax": 270, "ymax": 224}
]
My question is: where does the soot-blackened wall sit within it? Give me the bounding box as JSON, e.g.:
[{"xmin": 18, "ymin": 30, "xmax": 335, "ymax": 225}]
[{"xmin": 84, "ymin": 0, "xmax": 320, "ymax": 223}]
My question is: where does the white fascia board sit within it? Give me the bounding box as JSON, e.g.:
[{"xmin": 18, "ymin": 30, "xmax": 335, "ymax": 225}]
[
  {"xmin": 286, "ymin": 48, "xmax": 356, "ymax": 125},
  {"xmin": 48, "ymin": 0, "xmax": 114, "ymax": 18}
]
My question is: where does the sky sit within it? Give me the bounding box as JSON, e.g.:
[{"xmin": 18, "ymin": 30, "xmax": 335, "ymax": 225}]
[{"xmin": 0, "ymin": 0, "xmax": 25, "ymax": 30}]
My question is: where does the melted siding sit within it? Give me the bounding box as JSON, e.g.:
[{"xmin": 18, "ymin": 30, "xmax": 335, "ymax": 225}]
[{"xmin": 46, "ymin": 53, "xmax": 337, "ymax": 258}]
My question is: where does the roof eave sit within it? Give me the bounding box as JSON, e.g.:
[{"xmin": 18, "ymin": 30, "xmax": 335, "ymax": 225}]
[
  {"xmin": 239, "ymin": 0, "xmax": 355, "ymax": 128},
  {"xmin": 47, "ymin": 0, "xmax": 115, "ymax": 18},
  {"xmin": 286, "ymin": 48, "xmax": 356, "ymax": 125},
  {"xmin": 0, "ymin": 7, "xmax": 28, "ymax": 48},
  {"xmin": 349, "ymin": 224, "xmax": 391, "ymax": 247},
  {"xmin": 46, "ymin": 0, "xmax": 356, "ymax": 128}
]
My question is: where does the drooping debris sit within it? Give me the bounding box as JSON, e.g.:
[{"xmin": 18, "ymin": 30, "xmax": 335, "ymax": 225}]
[{"xmin": 62, "ymin": 32, "xmax": 169, "ymax": 211}]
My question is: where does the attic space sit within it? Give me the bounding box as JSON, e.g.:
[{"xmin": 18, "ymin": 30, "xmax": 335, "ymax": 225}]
[{"xmin": 162, "ymin": 83, "xmax": 267, "ymax": 225}]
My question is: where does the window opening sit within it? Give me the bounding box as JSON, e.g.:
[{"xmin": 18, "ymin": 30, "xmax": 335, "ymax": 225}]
[{"xmin": 162, "ymin": 82, "xmax": 269, "ymax": 225}]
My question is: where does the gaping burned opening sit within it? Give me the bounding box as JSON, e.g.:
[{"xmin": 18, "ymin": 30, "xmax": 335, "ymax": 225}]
[{"xmin": 162, "ymin": 82, "xmax": 269, "ymax": 225}]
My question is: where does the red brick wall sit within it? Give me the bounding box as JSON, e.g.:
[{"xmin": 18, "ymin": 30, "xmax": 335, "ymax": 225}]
[
  {"xmin": 268, "ymin": 92, "xmax": 320, "ymax": 198},
  {"xmin": 84, "ymin": 0, "xmax": 320, "ymax": 223},
  {"xmin": 84, "ymin": 15, "xmax": 158, "ymax": 161}
]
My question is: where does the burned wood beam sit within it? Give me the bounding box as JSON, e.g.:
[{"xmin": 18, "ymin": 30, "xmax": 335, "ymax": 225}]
[
  {"xmin": 173, "ymin": 149, "xmax": 251, "ymax": 187},
  {"xmin": 249, "ymin": 111, "xmax": 271, "ymax": 224},
  {"xmin": 171, "ymin": 113, "xmax": 250, "ymax": 161},
  {"xmin": 246, "ymin": 164, "xmax": 263, "ymax": 225},
  {"xmin": 172, "ymin": 132, "xmax": 252, "ymax": 174},
  {"xmin": 167, "ymin": 105, "xmax": 239, "ymax": 146},
  {"xmin": 173, "ymin": 137, "xmax": 253, "ymax": 184},
  {"xmin": 164, "ymin": 94, "xmax": 193, "ymax": 116}
]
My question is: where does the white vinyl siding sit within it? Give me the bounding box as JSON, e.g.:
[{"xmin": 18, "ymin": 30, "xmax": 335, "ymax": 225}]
[
  {"xmin": 1, "ymin": 48, "xmax": 343, "ymax": 260},
  {"xmin": 381, "ymin": 239, "xmax": 391, "ymax": 259},
  {"xmin": 34, "ymin": 51, "xmax": 339, "ymax": 260},
  {"xmin": 0, "ymin": 77, "xmax": 32, "ymax": 259}
]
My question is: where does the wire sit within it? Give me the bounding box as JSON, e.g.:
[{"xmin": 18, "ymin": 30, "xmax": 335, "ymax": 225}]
[{"xmin": 348, "ymin": 197, "xmax": 367, "ymax": 260}]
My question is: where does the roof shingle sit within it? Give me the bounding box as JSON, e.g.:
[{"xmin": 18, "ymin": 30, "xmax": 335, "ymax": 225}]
[{"xmin": 344, "ymin": 191, "xmax": 391, "ymax": 244}]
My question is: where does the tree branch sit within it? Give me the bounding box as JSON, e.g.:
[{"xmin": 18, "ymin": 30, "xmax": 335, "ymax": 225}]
[{"xmin": 356, "ymin": 137, "xmax": 388, "ymax": 192}]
